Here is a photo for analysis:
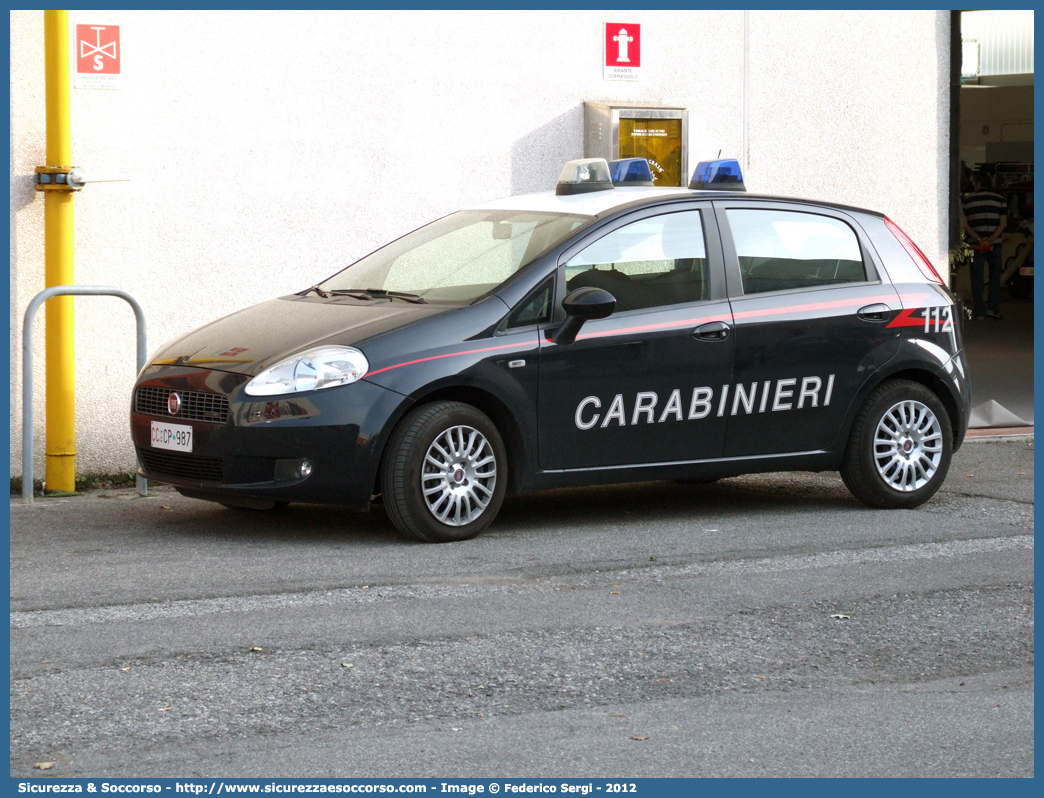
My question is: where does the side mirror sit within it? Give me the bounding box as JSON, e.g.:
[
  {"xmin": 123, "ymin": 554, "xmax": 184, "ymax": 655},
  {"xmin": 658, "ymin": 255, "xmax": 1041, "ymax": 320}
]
[{"xmin": 552, "ymin": 287, "xmax": 616, "ymax": 346}]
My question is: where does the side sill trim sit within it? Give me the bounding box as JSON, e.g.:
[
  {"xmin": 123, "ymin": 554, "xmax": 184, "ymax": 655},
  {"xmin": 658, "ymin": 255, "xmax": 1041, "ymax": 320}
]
[{"xmin": 540, "ymin": 449, "xmax": 827, "ymax": 475}]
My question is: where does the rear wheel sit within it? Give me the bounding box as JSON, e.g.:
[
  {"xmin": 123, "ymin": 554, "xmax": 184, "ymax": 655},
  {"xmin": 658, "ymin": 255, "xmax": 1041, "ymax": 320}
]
[
  {"xmin": 840, "ymin": 379, "xmax": 952, "ymax": 509},
  {"xmin": 381, "ymin": 401, "xmax": 507, "ymax": 542}
]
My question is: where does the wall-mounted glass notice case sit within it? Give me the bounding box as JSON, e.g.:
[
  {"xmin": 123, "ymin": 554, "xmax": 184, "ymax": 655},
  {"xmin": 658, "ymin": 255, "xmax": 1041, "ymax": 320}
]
[{"xmin": 584, "ymin": 104, "xmax": 688, "ymax": 187}]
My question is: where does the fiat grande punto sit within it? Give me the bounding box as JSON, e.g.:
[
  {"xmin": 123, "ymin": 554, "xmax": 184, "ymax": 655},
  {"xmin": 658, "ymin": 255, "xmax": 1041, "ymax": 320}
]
[{"xmin": 131, "ymin": 158, "xmax": 971, "ymax": 542}]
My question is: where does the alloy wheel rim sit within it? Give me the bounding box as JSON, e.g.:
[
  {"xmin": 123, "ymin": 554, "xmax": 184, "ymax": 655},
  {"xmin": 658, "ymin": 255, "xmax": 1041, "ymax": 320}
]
[
  {"xmin": 873, "ymin": 399, "xmax": 943, "ymax": 492},
  {"xmin": 421, "ymin": 425, "xmax": 497, "ymax": 526}
]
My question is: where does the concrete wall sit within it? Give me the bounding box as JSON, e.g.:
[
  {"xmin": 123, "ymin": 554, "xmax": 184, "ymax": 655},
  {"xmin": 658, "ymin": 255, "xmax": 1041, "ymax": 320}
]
[{"xmin": 10, "ymin": 10, "xmax": 951, "ymax": 478}]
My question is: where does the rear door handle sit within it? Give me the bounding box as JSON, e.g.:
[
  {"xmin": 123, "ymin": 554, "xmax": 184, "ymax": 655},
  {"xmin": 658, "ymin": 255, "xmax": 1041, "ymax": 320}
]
[
  {"xmin": 857, "ymin": 303, "xmax": 891, "ymax": 322},
  {"xmin": 693, "ymin": 321, "xmax": 731, "ymax": 341}
]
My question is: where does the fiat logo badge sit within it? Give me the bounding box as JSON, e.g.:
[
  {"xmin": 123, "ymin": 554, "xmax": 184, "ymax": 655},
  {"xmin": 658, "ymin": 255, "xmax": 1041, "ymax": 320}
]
[{"xmin": 168, "ymin": 392, "xmax": 181, "ymax": 415}]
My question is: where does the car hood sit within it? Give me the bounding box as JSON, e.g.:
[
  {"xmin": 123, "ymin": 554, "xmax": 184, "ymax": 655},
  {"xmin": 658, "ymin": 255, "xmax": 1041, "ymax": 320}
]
[{"xmin": 149, "ymin": 295, "xmax": 450, "ymax": 376}]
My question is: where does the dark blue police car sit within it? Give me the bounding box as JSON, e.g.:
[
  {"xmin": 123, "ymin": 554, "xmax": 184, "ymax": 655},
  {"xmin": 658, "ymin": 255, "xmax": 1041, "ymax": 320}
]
[{"xmin": 132, "ymin": 158, "xmax": 971, "ymax": 542}]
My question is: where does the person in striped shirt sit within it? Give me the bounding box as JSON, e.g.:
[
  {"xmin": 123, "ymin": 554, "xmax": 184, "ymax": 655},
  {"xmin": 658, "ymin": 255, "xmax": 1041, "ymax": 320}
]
[{"xmin": 960, "ymin": 172, "xmax": 1007, "ymax": 320}]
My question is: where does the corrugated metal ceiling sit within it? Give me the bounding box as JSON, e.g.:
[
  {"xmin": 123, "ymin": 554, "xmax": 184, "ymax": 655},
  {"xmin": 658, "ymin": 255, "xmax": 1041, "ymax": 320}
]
[{"xmin": 962, "ymin": 10, "xmax": 1034, "ymax": 76}]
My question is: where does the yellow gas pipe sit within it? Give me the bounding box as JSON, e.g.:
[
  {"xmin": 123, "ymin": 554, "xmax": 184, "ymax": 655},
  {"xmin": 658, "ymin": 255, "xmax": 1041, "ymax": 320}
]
[{"xmin": 43, "ymin": 10, "xmax": 76, "ymax": 492}]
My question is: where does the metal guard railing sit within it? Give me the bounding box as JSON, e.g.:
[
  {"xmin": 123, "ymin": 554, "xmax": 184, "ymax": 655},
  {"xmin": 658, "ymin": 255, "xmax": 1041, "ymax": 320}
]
[{"xmin": 22, "ymin": 285, "xmax": 147, "ymax": 503}]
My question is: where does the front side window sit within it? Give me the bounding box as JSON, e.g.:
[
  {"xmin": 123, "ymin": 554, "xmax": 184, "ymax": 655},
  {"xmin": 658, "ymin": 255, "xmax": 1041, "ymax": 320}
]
[
  {"xmin": 564, "ymin": 210, "xmax": 708, "ymax": 312},
  {"xmin": 320, "ymin": 211, "xmax": 589, "ymax": 304},
  {"xmin": 726, "ymin": 208, "xmax": 867, "ymax": 295}
]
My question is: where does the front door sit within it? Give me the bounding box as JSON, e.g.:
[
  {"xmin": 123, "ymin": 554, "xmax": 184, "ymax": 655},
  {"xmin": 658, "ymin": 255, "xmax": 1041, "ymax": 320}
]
[{"xmin": 537, "ymin": 204, "xmax": 734, "ymax": 470}]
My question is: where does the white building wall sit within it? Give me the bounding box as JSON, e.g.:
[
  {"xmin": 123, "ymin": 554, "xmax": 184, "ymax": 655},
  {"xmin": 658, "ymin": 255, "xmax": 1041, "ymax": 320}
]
[
  {"xmin": 9, "ymin": 10, "xmax": 949, "ymax": 478},
  {"xmin": 746, "ymin": 10, "xmax": 951, "ymax": 276}
]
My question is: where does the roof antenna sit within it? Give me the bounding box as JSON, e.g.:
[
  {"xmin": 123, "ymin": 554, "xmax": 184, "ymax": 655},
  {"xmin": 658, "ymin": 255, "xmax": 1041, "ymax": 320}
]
[{"xmin": 717, "ymin": 149, "xmax": 722, "ymax": 159}]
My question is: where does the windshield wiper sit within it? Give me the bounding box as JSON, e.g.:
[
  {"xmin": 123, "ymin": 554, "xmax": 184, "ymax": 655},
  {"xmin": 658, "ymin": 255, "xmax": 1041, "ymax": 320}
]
[
  {"xmin": 362, "ymin": 288, "xmax": 428, "ymax": 304},
  {"xmin": 320, "ymin": 288, "xmax": 429, "ymax": 304},
  {"xmin": 327, "ymin": 290, "xmax": 375, "ymax": 300},
  {"xmin": 328, "ymin": 288, "xmax": 428, "ymax": 304},
  {"xmin": 300, "ymin": 284, "xmax": 330, "ymax": 298}
]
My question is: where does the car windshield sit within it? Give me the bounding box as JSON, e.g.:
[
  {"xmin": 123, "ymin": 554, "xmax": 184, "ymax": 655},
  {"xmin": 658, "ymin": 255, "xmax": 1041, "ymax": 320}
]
[{"xmin": 319, "ymin": 210, "xmax": 591, "ymax": 304}]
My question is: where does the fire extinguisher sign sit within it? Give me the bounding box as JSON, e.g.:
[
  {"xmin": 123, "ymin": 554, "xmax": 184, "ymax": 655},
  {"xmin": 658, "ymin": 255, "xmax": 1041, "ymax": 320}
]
[
  {"xmin": 75, "ymin": 24, "xmax": 122, "ymax": 89},
  {"xmin": 604, "ymin": 22, "xmax": 641, "ymax": 81}
]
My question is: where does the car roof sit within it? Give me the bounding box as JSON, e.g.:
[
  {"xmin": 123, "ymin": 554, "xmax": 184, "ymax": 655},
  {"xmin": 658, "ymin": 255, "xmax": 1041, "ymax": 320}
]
[
  {"xmin": 471, "ymin": 186, "xmax": 885, "ymax": 220},
  {"xmin": 471, "ymin": 186, "xmax": 692, "ymax": 216}
]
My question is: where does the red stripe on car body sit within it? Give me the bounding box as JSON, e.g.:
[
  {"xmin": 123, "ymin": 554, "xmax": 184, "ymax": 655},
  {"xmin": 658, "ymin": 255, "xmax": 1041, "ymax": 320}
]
[
  {"xmin": 367, "ymin": 341, "xmax": 534, "ymax": 377},
  {"xmin": 730, "ymin": 293, "xmax": 898, "ymax": 321},
  {"xmin": 368, "ymin": 291, "xmax": 941, "ymax": 377},
  {"xmin": 573, "ymin": 312, "xmax": 734, "ymax": 341},
  {"xmin": 886, "ymin": 308, "xmax": 926, "ymax": 329}
]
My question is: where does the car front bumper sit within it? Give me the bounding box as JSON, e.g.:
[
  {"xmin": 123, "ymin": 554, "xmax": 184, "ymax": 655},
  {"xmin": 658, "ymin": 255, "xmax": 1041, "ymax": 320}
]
[{"xmin": 130, "ymin": 366, "xmax": 409, "ymax": 510}]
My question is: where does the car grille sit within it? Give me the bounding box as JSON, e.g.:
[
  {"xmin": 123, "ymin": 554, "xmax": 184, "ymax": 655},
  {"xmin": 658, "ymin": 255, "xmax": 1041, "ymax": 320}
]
[
  {"xmin": 135, "ymin": 386, "xmax": 230, "ymax": 424},
  {"xmin": 138, "ymin": 448, "xmax": 224, "ymax": 482}
]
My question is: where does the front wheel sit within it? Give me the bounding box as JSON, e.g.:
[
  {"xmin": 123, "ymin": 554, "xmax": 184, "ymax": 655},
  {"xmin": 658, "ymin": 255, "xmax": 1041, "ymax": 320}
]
[
  {"xmin": 840, "ymin": 380, "xmax": 953, "ymax": 509},
  {"xmin": 380, "ymin": 401, "xmax": 508, "ymax": 542}
]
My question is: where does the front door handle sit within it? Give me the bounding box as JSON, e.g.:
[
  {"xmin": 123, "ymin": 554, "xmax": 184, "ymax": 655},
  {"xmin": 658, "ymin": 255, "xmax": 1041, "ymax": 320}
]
[
  {"xmin": 693, "ymin": 321, "xmax": 731, "ymax": 341},
  {"xmin": 857, "ymin": 303, "xmax": 891, "ymax": 322}
]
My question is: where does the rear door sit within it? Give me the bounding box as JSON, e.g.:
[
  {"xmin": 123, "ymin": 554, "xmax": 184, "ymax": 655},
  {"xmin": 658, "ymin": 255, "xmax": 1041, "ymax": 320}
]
[
  {"xmin": 715, "ymin": 201, "xmax": 902, "ymax": 457},
  {"xmin": 537, "ymin": 202, "xmax": 734, "ymax": 470}
]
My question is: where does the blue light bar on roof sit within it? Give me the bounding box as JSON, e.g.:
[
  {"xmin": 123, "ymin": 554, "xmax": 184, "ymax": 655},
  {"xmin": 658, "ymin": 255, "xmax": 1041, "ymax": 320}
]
[
  {"xmin": 608, "ymin": 158, "xmax": 654, "ymax": 186},
  {"xmin": 689, "ymin": 158, "xmax": 746, "ymax": 191}
]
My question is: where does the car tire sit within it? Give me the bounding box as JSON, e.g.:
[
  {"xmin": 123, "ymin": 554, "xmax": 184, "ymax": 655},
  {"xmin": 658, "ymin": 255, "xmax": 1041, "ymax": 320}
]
[
  {"xmin": 840, "ymin": 379, "xmax": 953, "ymax": 509},
  {"xmin": 381, "ymin": 401, "xmax": 508, "ymax": 543}
]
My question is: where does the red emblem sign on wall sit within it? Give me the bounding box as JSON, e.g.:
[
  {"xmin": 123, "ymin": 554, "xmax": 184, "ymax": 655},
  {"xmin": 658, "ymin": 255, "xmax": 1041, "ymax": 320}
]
[
  {"xmin": 605, "ymin": 23, "xmax": 641, "ymax": 67},
  {"xmin": 76, "ymin": 25, "xmax": 120, "ymax": 74},
  {"xmin": 603, "ymin": 22, "xmax": 641, "ymax": 81}
]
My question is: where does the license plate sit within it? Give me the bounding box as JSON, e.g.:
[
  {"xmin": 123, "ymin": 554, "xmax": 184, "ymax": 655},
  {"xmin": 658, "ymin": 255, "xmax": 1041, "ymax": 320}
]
[
  {"xmin": 1019, "ymin": 266, "xmax": 1033, "ymax": 276},
  {"xmin": 151, "ymin": 421, "xmax": 193, "ymax": 452}
]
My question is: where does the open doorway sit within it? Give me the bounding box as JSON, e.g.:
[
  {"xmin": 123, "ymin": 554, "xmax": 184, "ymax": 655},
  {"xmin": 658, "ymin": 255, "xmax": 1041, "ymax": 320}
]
[{"xmin": 954, "ymin": 9, "xmax": 1034, "ymax": 429}]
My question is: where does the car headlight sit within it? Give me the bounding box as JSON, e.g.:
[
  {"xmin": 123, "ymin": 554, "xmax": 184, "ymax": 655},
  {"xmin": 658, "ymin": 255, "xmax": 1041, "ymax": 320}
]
[{"xmin": 245, "ymin": 346, "xmax": 369, "ymax": 396}]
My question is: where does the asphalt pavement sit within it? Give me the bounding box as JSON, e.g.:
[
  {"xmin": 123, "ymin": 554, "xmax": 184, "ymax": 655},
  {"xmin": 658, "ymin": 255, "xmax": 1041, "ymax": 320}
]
[{"xmin": 9, "ymin": 438, "xmax": 1034, "ymax": 778}]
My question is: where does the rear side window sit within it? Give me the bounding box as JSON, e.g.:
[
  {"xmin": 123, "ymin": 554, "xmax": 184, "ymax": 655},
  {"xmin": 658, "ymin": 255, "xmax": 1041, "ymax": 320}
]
[
  {"xmin": 564, "ymin": 210, "xmax": 709, "ymax": 312},
  {"xmin": 726, "ymin": 209, "xmax": 867, "ymax": 295}
]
